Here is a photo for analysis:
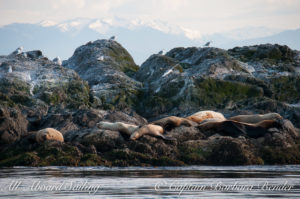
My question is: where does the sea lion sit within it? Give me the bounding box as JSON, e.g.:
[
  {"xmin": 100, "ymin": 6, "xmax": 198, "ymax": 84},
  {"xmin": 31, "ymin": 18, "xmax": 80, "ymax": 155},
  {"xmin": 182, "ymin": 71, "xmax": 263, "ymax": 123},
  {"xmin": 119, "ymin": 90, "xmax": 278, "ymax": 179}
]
[
  {"xmin": 186, "ymin": 110, "xmax": 226, "ymax": 123},
  {"xmin": 96, "ymin": 121, "xmax": 139, "ymax": 136},
  {"xmin": 130, "ymin": 124, "xmax": 175, "ymax": 141},
  {"xmin": 198, "ymin": 120, "xmax": 282, "ymax": 138},
  {"xmin": 151, "ymin": 116, "xmax": 195, "ymax": 131},
  {"xmin": 199, "ymin": 118, "xmax": 226, "ymax": 125},
  {"xmin": 36, "ymin": 128, "xmax": 64, "ymax": 143},
  {"xmin": 229, "ymin": 113, "xmax": 283, "ymax": 124}
]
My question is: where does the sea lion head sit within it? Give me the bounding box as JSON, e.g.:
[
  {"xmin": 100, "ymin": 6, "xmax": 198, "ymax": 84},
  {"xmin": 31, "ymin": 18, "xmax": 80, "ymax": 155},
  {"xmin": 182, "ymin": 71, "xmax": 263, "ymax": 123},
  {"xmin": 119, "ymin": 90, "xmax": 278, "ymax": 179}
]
[
  {"xmin": 269, "ymin": 113, "xmax": 284, "ymax": 122},
  {"xmin": 130, "ymin": 131, "xmax": 140, "ymax": 140},
  {"xmin": 96, "ymin": 121, "xmax": 106, "ymax": 129},
  {"xmin": 258, "ymin": 120, "xmax": 282, "ymax": 130}
]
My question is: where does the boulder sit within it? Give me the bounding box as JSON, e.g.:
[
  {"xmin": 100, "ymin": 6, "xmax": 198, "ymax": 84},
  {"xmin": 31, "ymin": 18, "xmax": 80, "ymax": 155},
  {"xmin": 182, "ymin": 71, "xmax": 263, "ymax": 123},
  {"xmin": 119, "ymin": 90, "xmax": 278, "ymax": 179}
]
[
  {"xmin": 64, "ymin": 39, "xmax": 142, "ymax": 110},
  {"xmin": 0, "ymin": 52, "xmax": 90, "ymax": 109}
]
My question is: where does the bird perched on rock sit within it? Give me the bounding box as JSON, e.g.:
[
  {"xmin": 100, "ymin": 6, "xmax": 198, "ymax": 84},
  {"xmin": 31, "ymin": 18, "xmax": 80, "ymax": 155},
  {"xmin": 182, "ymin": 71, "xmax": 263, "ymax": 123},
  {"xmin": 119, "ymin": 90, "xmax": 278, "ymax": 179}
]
[
  {"xmin": 53, "ymin": 56, "xmax": 62, "ymax": 66},
  {"xmin": 204, "ymin": 41, "xmax": 212, "ymax": 47},
  {"xmin": 97, "ymin": 56, "xmax": 104, "ymax": 61},
  {"xmin": 8, "ymin": 65, "xmax": 12, "ymax": 73},
  {"xmin": 158, "ymin": 49, "xmax": 166, "ymax": 55},
  {"xmin": 11, "ymin": 46, "xmax": 23, "ymax": 55},
  {"xmin": 109, "ymin": 36, "xmax": 116, "ymax": 40}
]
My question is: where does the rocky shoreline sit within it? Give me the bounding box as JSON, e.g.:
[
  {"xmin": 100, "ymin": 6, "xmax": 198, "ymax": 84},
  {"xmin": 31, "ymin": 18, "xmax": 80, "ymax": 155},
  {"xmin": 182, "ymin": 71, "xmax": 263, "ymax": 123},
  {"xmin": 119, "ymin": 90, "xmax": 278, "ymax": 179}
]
[{"xmin": 0, "ymin": 40, "xmax": 300, "ymax": 167}]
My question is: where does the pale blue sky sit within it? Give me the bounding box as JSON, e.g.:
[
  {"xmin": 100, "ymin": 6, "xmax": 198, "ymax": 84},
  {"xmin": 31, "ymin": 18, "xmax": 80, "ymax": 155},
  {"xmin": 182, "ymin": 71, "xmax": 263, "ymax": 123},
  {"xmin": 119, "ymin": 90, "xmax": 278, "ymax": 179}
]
[{"xmin": 0, "ymin": 0, "xmax": 299, "ymax": 34}]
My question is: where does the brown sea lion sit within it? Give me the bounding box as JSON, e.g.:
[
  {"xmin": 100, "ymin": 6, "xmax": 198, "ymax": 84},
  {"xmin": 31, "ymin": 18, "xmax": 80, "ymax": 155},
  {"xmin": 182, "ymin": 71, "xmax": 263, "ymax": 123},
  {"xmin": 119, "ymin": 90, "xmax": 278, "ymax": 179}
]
[
  {"xmin": 97, "ymin": 121, "xmax": 139, "ymax": 136},
  {"xmin": 36, "ymin": 128, "xmax": 64, "ymax": 143},
  {"xmin": 198, "ymin": 120, "xmax": 282, "ymax": 138},
  {"xmin": 130, "ymin": 124, "xmax": 175, "ymax": 141},
  {"xmin": 151, "ymin": 116, "xmax": 195, "ymax": 131},
  {"xmin": 229, "ymin": 113, "xmax": 283, "ymax": 124},
  {"xmin": 186, "ymin": 110, "xmax": 226, "ymax": 123}
]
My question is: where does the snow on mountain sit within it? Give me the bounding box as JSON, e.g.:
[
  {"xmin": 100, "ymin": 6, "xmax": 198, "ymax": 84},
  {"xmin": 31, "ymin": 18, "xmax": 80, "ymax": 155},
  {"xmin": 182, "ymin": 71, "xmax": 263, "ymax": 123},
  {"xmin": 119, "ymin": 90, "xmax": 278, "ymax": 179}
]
[
  {"xmin": 0, "ymin": 17, "xmax": 203, "ymax": 64},
  {"xmin": 0, "ymin": 17, "xmax": 299, "ymax": 65}
]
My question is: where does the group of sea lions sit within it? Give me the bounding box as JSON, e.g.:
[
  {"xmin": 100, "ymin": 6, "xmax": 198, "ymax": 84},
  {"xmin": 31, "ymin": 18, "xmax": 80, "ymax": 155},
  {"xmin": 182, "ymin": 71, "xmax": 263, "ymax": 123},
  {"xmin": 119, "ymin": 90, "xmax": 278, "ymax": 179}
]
[
  {"xmin": 31, "ymin": 111, "xmax": 286, "ymax": 143},
  {"xmin": 96, "ymin": 111, "xmax": 286, "ymax": 140}
]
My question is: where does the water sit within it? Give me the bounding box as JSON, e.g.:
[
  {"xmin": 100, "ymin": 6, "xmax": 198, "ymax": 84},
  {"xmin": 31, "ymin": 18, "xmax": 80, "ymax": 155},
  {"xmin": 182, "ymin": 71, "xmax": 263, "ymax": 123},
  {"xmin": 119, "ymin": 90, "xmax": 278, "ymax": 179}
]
[{"xmin": 0, "ymin": 165, "xmax": 300, "ymax": 198}]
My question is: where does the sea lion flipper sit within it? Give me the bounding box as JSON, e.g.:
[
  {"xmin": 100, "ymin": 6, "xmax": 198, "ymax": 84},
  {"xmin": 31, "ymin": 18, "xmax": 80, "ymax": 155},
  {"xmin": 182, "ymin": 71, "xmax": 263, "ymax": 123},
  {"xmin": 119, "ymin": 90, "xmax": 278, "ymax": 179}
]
[{"xmin": 222, "ymin": 120, "xmax": 247, "ymax": 137}]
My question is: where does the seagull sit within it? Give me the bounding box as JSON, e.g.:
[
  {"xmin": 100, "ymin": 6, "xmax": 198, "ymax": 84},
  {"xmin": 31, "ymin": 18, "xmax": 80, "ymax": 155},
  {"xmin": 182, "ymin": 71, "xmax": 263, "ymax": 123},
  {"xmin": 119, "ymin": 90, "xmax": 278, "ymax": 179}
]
[
  {"xmin": 158, "ymin": 49, "xmax": 166, "ymax": 55},
  {"xmin": 109, "ymin": 36, "xmax": 116, "ymax": 41},
  {"xmin": 97, "ymin": 56, "xmax": 104, "ymax": 61},
  {"xmin": 11, "ymin": 46, "xmax": 23, "ymax": 55},
  {"xmin": 8, "ymin": 65, "xmax": 12, "ymax": 73},
  {"xmin": 204, "ymin": 41, "xmax": 212, "ymax": 47},
  {"xmin": 53, "ymin": 56, "xmax": 62, "ymax": 66}
]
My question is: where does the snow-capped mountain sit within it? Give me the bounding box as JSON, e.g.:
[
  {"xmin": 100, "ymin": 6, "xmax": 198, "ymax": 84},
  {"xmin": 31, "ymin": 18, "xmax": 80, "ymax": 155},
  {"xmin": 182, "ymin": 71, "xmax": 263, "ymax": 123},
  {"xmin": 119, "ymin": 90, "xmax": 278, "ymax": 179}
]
[
  {"xmin": 0, "ymin": 17, "xmax": 299, "ymax": 64},
  {"xmin": 0, "ymin": 18, "xmax": 203, "ymax": 64}
]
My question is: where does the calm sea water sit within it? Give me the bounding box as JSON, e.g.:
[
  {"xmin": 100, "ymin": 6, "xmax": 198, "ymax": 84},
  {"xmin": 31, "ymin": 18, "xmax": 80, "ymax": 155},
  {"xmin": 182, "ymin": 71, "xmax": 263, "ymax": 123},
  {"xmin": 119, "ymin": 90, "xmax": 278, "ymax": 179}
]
[{"xmin": 0, "ymin": 165, "xmax": 300, "ymax": 198}]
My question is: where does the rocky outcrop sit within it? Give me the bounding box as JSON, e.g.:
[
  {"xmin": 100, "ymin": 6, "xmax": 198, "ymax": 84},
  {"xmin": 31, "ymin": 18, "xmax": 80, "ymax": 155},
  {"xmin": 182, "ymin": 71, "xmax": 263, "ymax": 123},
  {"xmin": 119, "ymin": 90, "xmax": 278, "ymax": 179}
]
[
  {"xmin": 1, "ymin": 113, "xmax": 299, "ymax": 167},
  {"xmin": 63, "ymin": 40, "xmax": 142, "ymax": 110},
  {"xmin": 135, "ymin": 44, "xmax": 300, "ymax": 123},
  {"xmin": 0, "ymin": 42, "xmax": 300, "ymax": 167},
  {"xmin": 0, "ymin": 50, "xmax": 90, "ymax": 109}
]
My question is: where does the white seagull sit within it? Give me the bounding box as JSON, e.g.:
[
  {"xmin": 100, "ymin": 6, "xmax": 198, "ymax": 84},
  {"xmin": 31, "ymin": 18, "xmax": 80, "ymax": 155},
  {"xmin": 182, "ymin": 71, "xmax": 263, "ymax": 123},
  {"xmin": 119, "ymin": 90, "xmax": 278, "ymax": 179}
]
[
  {"xmin": 98, "ymin": 56, "xmax": 104, "ymax": 61},
  {"xmin": 53, "ymin": 56, "xmax": 62, "ymax": 66},
  {"xmin": 8, "ymin": 65, "xmax": 12, "ymax": 73},
  {"xmin": 11, "ymin": 46, "xmax": 23, "ymax": 55}
]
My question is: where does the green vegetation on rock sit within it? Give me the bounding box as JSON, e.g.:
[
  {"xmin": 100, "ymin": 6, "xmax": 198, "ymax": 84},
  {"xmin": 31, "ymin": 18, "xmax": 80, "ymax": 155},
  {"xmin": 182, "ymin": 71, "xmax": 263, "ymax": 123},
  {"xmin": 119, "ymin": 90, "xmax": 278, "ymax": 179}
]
[
  {"xmin": 40, "ymin": 79, "xmax": 90, "ymax": 108},
  {"xmin": 260, "ymin": 145, "xmax": 300, "ymax": 164},
  {"xmin": 270, "ymin": 76, "xmax": 300, "ymax": 103},
  {"xmin": 191, "ymin": 78, "xmax": 263, "ymax": 107}
]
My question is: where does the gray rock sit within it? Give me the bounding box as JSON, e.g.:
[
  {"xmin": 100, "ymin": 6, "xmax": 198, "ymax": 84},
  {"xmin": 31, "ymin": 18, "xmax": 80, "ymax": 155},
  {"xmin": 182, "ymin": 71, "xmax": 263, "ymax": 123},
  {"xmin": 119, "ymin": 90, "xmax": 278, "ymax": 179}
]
[
  {"xmin": 26, "ymin": 50, "xmax": 43, "ymax": 59},
  {"xmin": 64, "ymin": 39, "xmax": 142, "ymax": 109},
  {"xmin": 0, "ymin": 52, "xmax": 90, "ymax": 109},
  {"xmin": 135, "ymin": 44, "xmax": 300, "ymax": 120},
  {"xmin": 0, "ymin": 105, "xmax": 28, "ymax": 145}
]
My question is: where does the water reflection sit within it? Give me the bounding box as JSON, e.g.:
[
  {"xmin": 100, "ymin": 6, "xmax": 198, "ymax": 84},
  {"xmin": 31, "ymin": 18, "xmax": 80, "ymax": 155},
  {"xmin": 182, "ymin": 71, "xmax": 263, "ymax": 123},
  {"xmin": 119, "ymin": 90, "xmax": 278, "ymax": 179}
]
[{"xmin": 0, "ymin": 165, "xmax": 299, "ymax": 198}]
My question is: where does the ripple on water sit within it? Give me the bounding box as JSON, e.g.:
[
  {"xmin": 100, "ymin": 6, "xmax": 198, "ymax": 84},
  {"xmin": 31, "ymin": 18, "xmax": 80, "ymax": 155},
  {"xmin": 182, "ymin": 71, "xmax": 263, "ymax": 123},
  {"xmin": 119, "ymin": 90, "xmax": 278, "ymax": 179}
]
[{"xmin": 0, "ymin": 165, "xmax": 300, "ymax": 198}]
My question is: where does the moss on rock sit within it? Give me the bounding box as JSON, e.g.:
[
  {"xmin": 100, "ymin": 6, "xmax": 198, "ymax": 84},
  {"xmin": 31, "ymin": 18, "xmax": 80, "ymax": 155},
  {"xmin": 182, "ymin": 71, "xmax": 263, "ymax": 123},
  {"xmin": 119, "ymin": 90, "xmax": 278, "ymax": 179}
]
[
  {"xmin": 191, "ymin": 78, "xmax": 263, "ymax": 108},
  {"xmin": 179, "ymin": 145, "xmax": 208, "ymax": 164},
  {"xmin": 269, "ymin": 76, "xmax": 300, "ymax": 103},
  {"xmin": 260, "ymin": 145, "xmax": 300, "ymax": 164},
  {"xmin": 40, "ymin": 79, "xmax": 90, "ymax": 108},
  {"xmin": 0, "ymin": 152, "xmax": 40, "ymax": 167}
]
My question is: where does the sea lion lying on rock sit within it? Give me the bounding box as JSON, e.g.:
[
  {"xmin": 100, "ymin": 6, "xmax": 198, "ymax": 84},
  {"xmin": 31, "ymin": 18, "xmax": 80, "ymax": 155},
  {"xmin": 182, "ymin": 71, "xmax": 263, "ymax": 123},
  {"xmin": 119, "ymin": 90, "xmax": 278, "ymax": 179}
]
[
  {"xmin": 36, "ymin": 128, "xmax": 64, "ymax": 143},
  {"xmin": 229, "ymin": 113, "xmax": 283, "ymax": 124},
  {"xmin": 130, "ymin": 124, "xmax": 175, "ymax": 141},
  {"xmin": 97, "ymin": 121, "xmax": 175, "ymax": 141},
  {"xmin": 186, "ymin": 110, "xmax": 226, "ymax": 123},
  {"xmin": 97, "ymin": 121, "xmax": 139, "ymax": 136},
  {"xmin": 151, "ymin": 116, "xmax": 196, "ymax": 131},
  {"xmin": 199, "ymin": 118, "xmax": 226, "ymax": 125},
  {"xmin": 198, "ymin": 120, "xmax": 282, "ymax": 138}
]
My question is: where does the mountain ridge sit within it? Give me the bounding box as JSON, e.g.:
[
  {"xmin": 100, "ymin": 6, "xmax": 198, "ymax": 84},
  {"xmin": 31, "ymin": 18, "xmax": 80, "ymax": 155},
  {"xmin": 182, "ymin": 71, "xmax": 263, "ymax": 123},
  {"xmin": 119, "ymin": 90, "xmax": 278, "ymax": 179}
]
[{"xmin": 0, "ymin": 18, "xmax": 299, "ymax": 65}]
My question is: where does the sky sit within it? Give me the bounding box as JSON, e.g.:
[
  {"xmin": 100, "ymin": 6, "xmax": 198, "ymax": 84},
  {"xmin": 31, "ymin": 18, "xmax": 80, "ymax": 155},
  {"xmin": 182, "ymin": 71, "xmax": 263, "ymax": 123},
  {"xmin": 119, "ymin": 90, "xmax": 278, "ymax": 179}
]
[{"xmin": 0, "ymin": 0, "xmax": 300, "ymax": 35}]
